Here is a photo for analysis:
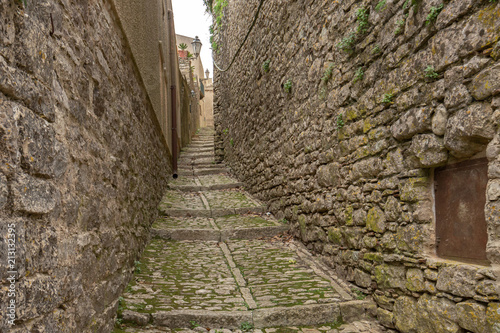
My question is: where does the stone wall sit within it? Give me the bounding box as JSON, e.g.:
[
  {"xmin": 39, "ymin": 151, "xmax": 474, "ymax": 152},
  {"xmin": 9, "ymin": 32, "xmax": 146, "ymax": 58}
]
[
  {"xmin": 214, "ymin": 0, "xmax": 500, "ymax": 331},
  {"xmin": 0, "ymin": 0, "xmax": 175, "ymax": 331}
]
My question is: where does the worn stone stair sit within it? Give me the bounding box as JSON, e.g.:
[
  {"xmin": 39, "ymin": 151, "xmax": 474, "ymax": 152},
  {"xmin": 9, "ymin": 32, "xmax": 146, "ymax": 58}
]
[{"xmin": 113, "ymin": 127, "xmax": 379, "ymax": 333}]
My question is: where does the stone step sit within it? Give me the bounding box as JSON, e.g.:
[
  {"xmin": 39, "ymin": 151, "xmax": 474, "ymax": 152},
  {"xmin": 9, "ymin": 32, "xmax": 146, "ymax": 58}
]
[
  {"xmin": 115, "ymin": 319, "xmax": 391, "ymax": 333},
  {"xmin": 178, "ymin": 158, "xmax": 216, "ymax": 167},
  {"xmin": 179, "ymin": 168, "xmax": 231, "ymax": 176},
  {"xmin": 168, "ymin": 174, "xmax": 243, "ymax": 192},
  {"xmin": 151, "ymin": 215, "xmax": 288, "ymax": 241},
  {"xmin": 117, "ymin": 238, "xmax": 374, "ymax": 329},
  {"xmin": 180, "ymin": 152, "xmax": 215, "ymax": 159},
  {"xmin": 181, "ymin": 147, "xmax": 214, "ymax": 154},
  {"xmin": 158, "ymin": 189, "xmax": 265, "ymax": 217}
]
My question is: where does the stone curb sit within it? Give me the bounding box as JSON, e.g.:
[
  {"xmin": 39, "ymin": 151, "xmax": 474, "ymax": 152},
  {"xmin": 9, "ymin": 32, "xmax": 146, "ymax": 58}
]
[
  {"xmin": 252, "ymin": 303, "xmax": 341, "ymax": 328},
  {"xmin": 160, "ymin": 207, "xmax": 265, "ymax": 217},
  {"xmin": 152, "ymin": 310, "xmax": 252, "ymax": 329},
  {"xmin": 180, "ymin": 153, "xmax": 215, "ymax": 159},
  {"xmin": 220, "ymin": 226, "xmax": 288, "ymax": 241},
  {"xmin": 178, "ymin": 168, "xmax": 230, "ymax": 176},
  {"xmin": 169, "ymin": 183, "xmax": 243, "ymax": 192},
  {"xmin": 123, "ymin": 301, "xmax": 372, "ymax": 329},
  {"xmin": 151, "ymin": 228, "xmax": 221, "ymax": 241},
  {"xmin": 151, "ymin": 226, "xmax": 289, "ymax": 241}
]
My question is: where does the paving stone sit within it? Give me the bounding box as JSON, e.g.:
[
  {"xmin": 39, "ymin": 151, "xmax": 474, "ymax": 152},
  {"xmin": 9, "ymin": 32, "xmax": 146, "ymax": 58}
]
[
  {"xmin": 113, "ymin": 129, "xmax": 380, "ymax": 332},
  {"xmin": 203, "ymin": 190, "xmax": 263, "ymax": 210}
]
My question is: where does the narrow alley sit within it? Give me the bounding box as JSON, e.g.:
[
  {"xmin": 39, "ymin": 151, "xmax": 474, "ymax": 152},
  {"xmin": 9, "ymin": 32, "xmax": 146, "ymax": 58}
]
[{"xmin": 113, "ymin": 128, "xmax": 390, "ymax": 333}]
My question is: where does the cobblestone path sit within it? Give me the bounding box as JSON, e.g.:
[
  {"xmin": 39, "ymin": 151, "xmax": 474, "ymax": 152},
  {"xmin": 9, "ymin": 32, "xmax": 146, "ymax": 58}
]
[{"xmin": 113, "ymin": 128, "xmax": 393, "ymax": 333}]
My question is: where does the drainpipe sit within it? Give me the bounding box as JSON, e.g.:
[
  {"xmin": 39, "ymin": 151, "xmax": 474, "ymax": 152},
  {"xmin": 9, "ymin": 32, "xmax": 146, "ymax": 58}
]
[
  {"xmin": 167, "ymin": 8, "xmax": 178, "ymax": 179},
  {"xmin": 170, "ymin": 84, "xmax": 178, "ymax": 179}
]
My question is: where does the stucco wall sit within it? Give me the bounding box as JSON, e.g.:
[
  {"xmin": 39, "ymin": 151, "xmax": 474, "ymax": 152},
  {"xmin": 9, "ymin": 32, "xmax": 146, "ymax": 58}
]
[
  {"xmin": 215, "ymin": 0, "xmax": 500, "ymax": 331},
  {"xmin": 0, "ymin": 0, "xmax": 183, "ymax": 331}
]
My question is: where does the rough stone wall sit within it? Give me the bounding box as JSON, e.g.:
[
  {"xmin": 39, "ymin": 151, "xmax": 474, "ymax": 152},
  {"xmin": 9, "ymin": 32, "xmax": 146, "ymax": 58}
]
[
  {"xmin": 215, "ymin": 0, "xmax": 500, "ymax": 331},
  {"xmin": 0, "ymin": 0, "xmax": 172, "ymax": 331}
]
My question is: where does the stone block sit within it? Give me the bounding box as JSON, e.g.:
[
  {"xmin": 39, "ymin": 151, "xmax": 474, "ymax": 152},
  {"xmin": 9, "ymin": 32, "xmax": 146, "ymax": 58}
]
[
  {"xmin": 17, "ymin": 106, "xmax": 67, "ymax": 178},
  {"xmin": 432, "ymin": 104, "xmax": 448, "ymax": 136},
  {"xmin": 399, "ymin": 177, "xmax": 430, "ymax": 202},
  {"xmin": 13, "ymin": 174, "xmax": 58, "ymax": 214},
  {"xmin": 373, "ymin": 264, "xmax": 406, "ymax": 290},
  {"xmin": 488, "ymin": 180, "xmax": 500, "ymax": 201},
  {"xmin": 354, "ymin": 268, "xmax": 372, "ymax": 288},
  {"xmin": 366, "ymin": 206, "xmax": 386, "ymax": 233},
  {"xmin": 390, "ymin": 107, "xmax": 433, "ymax": 140},
  {"xmin": 377, "ymin": 307, "xmax": 395, "ymax": 329},
  {"xmin": 436, "ymin": 266, "xmax": 476, "ymax": 298},
  {"xmin": 444, "ymin": 84, "xmax": 472, "ymax": 110},
  {"xmin": 486, "ymin": 303, "xmax": 500, "ymax": 333},
  {"xmin": 393, "ymin": 296, "xmax": 418, "ymax": 333},
  {"xmin": 444, "ymin": 102, "xmax": 495, "ymax": 158},
  {"xmin": 404, "ymin": 269, "xmax": 424, "ymax": 293},
  {"xmin": 416, "ymin": 294, "xmax": 461, "ymax": 333},
  {"xmin": 408, "ymin": 134, "xmax": 448, "ymax": 167},
  {"xmin": 316, "ymin": 162, "xmax": 340, "ymax": 187},
  {"xmin": 0, "ymin": 173, "xmax": 7, "ymax": 209},
  {"xmin": 471, "ymin": 63, "xmax": 500, "ymax": 101},
  {"xmin": 396, "ymin": 224, "xmax": 425, "ymax": 252},
  {"xmin": 351, "ymin": 157, "xmax": 383, "ymax": 181},
  {"xmin": 0, "ymin": 100, "xmax": 19, "ymax": 177},
  {"xmin": 456, "ymin": 301, "xmax": 487, "ymax": 333}
]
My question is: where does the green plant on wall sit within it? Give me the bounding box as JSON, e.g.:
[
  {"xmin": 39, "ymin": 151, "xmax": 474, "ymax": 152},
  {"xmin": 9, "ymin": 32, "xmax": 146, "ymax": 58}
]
[
  {"xmin": 284, "ymin": 79, "xmax": 292, "ymax": 93},
  {"xmin": 394, "ymin": 19, "xmax": 405, "ymax": 35},
  {"xmin": 426, "ymin": 4, "xmax": 444, "ymax": 25},
  {"xmin": 375, "ymin": 0, "xmax": 386, "ymax": 12},
  {"xmin": 337, "ymin": 113, "xmax": 344, "ymax": 130},
  {"xmin": 381, "ymin": 93, "xmax": 394, "ymax": 104},
  {"xmin": 356, "ymin": 8, "xmax": 369, "ymax": 34},
  {"xmin": 205, "ymin": 0, "xmax": 228, "ymax": 54},
  {"xmin": 262, "ymin": 59, "xmax": 271, "ymax": 73},
  {"xmin": 223, "ymin": 128, "xmax": 229, "ymax": 135},
  {"xmin": 371, "ymin": 45, "xmax": 381, "ymax": 54},
  {"xmin": 321, "ymin": 64, "xmax": 335, "ymax": 84},
  {"xmin": 230, "ymin": 138, "xmax": 234, "ymax": 146},
  {"xmin": 337, "ymin": 32, "xmax": 357, "ymax": 53},
  {"xmin": 178, "ymin": 43, "xmax": 188, "ymax": 50},
  {"xmin": 353, "ymin": 67, "xmax": 364, "ymax": 83},
  {"xmin": 424, "ymin": 65, "xmax": 439, "ymax": 79}
]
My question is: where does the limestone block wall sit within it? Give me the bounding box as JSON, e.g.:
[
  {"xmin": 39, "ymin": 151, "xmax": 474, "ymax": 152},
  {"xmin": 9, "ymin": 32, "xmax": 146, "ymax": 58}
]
[
  {"xmin": 215, "ymin": 0, "xmax": 500, "ymax": 331},
  {"xmin": 0, "ymin": 0, "xmax": 172, "ymax": 331}
]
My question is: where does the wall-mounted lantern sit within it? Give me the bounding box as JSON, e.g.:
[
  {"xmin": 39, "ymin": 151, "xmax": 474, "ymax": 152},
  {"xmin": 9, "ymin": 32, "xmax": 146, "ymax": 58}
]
[
  {"xmin": 191, "ymin": 36, "xmax": 202, "ymax": 59},
  {"xmin": 191, "ymin": 90, "xmax": 196, "ymax": 98}
]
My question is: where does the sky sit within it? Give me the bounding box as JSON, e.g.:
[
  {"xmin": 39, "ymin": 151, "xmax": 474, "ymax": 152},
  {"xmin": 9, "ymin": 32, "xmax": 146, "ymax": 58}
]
[{"xmin": 172, "ymin": 0, "xmax": 214, "ymax": 76}]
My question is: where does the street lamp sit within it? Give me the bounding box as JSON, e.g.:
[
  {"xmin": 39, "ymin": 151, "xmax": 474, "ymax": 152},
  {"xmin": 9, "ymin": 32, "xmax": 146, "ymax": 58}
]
[
  {"xmin": 205, "ymin": 69, "xmax": 210, "ymax": 79},
  {"xmin": 191, "ymin": 36, "xmax": 202, "ymax": 59}
]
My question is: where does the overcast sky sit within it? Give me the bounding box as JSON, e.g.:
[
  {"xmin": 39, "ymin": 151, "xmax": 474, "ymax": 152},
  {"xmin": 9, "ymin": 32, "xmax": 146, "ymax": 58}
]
[{"xmin": 172, "ymin": 0, "xmax": 214, "ymax": 76}]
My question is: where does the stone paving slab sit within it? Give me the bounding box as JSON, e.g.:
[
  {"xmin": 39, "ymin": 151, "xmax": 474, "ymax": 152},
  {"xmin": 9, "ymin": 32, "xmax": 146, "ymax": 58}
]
[
  {"xmin": 121, "ymin": 239, "xmax": 246, "ymax": 315},
  {"xmin": 151, "ymin": 215, "xmax": 288, "ymax": 241},
  {"xmin": 159, "ymin": 190, "xmax": 207, "ymax": 210},
  {"xmin": 117, "ymin": 238, "xmax": 370, "ymax": 330},
  {"xmin": 153, "ymin": 217, "xmax": 214, "ymax": 230},
  {"xmin": 203, "ymin": 190, "xmax": 264, "ymax": 211},
  {"xmin": 214, "ymin": 215, "xmax": 281, "ymax": 229},
  {"xmin": 160, "ymin": 190, "xmax": 265, "ymax": 217},
  {"xmin": 228, "ymin": 240, "xmax": 347, "ymax": 308},
  {"xmin": 198, "ymin": 175, "xmax": 242, "ymax": 188},
  {"xmin": 114, "ymin": 320, "xmax": 393, "ymax": 333},
  {"xmin": 179, "ymin": 157, "xmax": 216, "ymax": 166}
]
